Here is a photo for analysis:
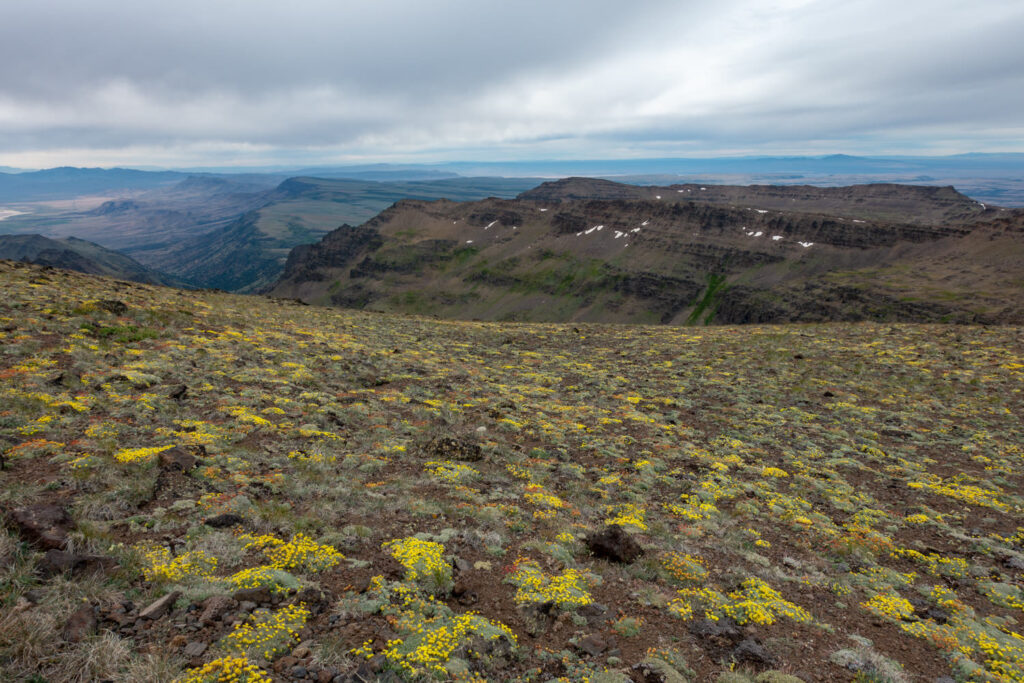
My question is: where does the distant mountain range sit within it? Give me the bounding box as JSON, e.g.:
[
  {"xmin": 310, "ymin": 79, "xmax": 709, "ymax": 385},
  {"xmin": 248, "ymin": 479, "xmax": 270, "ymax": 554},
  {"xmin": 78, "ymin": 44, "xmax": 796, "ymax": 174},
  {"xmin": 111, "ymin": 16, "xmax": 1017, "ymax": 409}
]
[
  {"xmin": 1, "ymin": 156, "xmax": 1022, "ymax": 300},
  {"xmin": 270, "ymin": 178, "xmax": 1024, "ymax": 325},
  {"xmin": 0, "ymin": 173, "xmax": 541, "ymax": 292},
  {"xmin": 0, "ymin": 234, "xmax": 184, "ymax": 287}
]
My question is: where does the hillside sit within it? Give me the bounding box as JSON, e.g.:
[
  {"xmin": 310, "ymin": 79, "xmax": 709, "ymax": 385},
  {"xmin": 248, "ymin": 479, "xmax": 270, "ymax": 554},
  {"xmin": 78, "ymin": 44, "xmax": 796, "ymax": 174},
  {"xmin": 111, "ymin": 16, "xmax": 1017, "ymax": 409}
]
[
  {"xmin": 149, "ymin": 176, "xmax": 544, "ymax": 293},
  {"xmin": 1, "ymin": 261, "xmax": 1022, "ymax": 682},
  {"xmin": 0, "ymin": 234, "xmax": 185, "ymax": 287},
  {"xmin": 1, "ymin": 174, "xmax": 541, "ymax": 293},
  {"xmin": 271, "ymin": 180, "xmax": 1024, "ymax": 325}
]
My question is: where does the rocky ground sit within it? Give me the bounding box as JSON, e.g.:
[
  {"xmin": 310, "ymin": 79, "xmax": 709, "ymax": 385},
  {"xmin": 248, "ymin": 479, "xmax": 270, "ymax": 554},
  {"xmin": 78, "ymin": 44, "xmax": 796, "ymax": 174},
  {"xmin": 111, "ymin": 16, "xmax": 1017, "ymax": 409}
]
[{"xmin": 1, "ymin": 259, "xmax": 1023, "ymax": 682}]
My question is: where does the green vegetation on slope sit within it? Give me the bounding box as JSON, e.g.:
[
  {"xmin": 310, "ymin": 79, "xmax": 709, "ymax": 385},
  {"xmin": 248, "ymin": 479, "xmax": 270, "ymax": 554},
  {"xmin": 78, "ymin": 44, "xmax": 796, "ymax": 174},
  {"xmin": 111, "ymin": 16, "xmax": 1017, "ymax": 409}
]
[{"xmin": 1, "ymin": 260, "xmax": 1023, "ymax": 682}]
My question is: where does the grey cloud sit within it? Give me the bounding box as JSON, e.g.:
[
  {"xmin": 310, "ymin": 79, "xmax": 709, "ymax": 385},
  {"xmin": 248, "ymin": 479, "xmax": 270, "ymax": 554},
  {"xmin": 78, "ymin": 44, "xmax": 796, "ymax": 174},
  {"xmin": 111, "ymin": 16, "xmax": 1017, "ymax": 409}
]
[{"xmin": 0, "ymin": 0, "xmax": 1021, "ymax": 166}]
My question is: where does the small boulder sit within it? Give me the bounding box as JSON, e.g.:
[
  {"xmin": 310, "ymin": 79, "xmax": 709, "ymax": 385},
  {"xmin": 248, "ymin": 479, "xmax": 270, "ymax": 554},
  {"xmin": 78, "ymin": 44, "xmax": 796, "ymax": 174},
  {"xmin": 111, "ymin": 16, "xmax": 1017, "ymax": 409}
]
[
  {"xmin": 575, "ymin": 633, "xmax": 608, "ymax": 657},
  {"xmin": 62, "ymin": 602, "xmax": 97, "ymax": 642},
  {"xmin": 732, "ymin": 639, "xmax": 777, "ymax": 667},
  {"xmin": 232, "ymin": 586, "xmax": 272, "ymax": 604},
  {"xmin": 424, "ymin": 436, "xmax": 482, "ymax": 462},
  {"xmin": 8, "ymin": 503, "xmax": 72, "ymax": 550},
  {"xmin": 37, "ymin": 549, "xmax": 117, "ymax": 578},
  {"xmin": 158, "ymin": 446, "xmax": 197, "ymax": 472},
  {"xmin": 183, "ymin": 641, "xmax": 208, "ymax": 658},
  {"xmin": 203, "ymin": 513, "xmax": 244, "ymax": 528},
  {"xmin": 99, "ymin": 299, "xmax": 128, "ymax": 315},
  {"xmin": 585, "ymin": 524, "xmax": 643, "ymax": 563},
  {"xmin": 199, "ymin": 595, "xmax": 235, "ymax": 625},
  {"xmin": 139, "ymin": 591, "xmax": 180, "ymax": 620}
]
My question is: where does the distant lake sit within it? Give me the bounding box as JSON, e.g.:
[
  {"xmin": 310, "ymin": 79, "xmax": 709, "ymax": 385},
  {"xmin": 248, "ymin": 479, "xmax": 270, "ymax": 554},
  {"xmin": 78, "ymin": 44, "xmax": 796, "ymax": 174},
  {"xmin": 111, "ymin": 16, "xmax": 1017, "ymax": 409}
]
[{"xmin": 0, "ymin": 209, "xmax": 26, "ymax": 221}]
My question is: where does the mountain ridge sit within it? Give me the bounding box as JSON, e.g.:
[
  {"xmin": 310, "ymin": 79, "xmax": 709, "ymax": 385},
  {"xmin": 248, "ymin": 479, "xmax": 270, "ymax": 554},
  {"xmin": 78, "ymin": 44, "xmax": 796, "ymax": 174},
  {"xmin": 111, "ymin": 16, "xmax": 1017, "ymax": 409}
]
[
  {"xmin": 0, "ymin": 233, "xmax": 186, "ymax": 287},
  {"xmin": 271, "ymin": 179, "xmax": 1024, "ymax": 325}
]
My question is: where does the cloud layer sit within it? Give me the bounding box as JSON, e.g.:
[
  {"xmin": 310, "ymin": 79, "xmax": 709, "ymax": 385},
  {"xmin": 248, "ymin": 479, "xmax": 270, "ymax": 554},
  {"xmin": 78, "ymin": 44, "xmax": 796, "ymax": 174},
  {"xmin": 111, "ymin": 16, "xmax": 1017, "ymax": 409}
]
[{"xmin": 2, "ymin": 0, "xmax": 1022, "ymax": 167}]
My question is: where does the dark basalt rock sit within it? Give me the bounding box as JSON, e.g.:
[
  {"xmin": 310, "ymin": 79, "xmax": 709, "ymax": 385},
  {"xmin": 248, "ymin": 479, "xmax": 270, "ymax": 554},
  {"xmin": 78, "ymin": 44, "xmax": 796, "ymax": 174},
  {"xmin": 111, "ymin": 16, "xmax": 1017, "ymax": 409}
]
[
  {"xmin": 731, "ymin": 638, "xmax": 777, "ymax": 667},
  {"xmin": 158, "ymin": 446, "xmax": 197, "ymax": 472},
  {"xmin": 38, "ymin": 549, "xmax": 117, "ymax": 578},
  {"xmin": 7, "ymin": 503, "xmax": 72, "ymax": 550},
  {"xmin": 204, "ymin": 513, "xmax": 244, "ymax": 528},
  {"xmin": 586, "ymin": 524, "xmax": 644, "ymax": 563},
  {"xmin": 62, "ymin": 602, "xmax": 97, "ymax": 642},
  {"xmin": 99, "ymin": 299, "xmax": 128, "ymax": 315},
  {"xmin": 424, "ymin": 436, "xmax": 483, "ymax": 462}
]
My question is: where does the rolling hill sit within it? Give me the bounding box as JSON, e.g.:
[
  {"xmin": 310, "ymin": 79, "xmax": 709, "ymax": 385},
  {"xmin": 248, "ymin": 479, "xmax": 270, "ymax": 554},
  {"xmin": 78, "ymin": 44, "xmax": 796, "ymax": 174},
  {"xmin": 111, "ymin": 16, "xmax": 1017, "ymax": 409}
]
[{"xmin": 0, "ymin": 234, "xmax": 185, "ymax": 287}]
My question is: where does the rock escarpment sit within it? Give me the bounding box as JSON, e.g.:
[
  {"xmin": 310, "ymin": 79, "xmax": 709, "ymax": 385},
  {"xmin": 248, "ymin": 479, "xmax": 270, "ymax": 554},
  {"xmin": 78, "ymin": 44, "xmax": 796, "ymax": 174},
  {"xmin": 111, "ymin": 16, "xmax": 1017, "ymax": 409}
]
[{"xmin": 270, "ymin": 179, "xmax": 1024, "ymax": 325}]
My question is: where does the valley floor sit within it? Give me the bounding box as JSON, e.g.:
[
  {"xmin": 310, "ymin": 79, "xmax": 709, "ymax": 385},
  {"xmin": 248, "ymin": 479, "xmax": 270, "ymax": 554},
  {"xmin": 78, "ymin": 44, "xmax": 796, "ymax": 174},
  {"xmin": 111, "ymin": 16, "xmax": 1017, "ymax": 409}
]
[{"xmin": 1, "ymin": 260, "xmax": 1022, "ymax": 682}]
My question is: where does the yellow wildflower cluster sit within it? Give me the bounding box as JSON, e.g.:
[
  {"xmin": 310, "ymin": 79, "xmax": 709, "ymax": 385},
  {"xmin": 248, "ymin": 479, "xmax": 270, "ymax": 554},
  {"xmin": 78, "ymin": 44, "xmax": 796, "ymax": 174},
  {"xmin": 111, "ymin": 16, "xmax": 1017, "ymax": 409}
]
[
  {"xmin": 507, "ymin": 559, "xmax": 592, "ymax": 608},
  {"xmin": 670, "ymin": 578, "xmax": 812, "ymax": 626},
  {"xmin": 904, "ymin": 513, "xmax": 930, "ymax": 524},
  {"xmin": 664, "ymin": 498, "xmax": 719, "ymax": 522},
  {"xmin": 722, "ymin": 578, "xmax": 813, "ymax": 625},
  {"xmin": 661, "ymin": 552, "xmax": 708, "ymax": 585},
  {"xmin": 354, "ymin": 578, "xmax": 517, "ymax": 678},
  {"xmin": 524, "ymin": 490, "xmax": 565, "ymax": 509},
  {"xmin": 241, "ymin": 533, "xmax": 343, "ymax": 572},
  {"xmin": 137, "ymin": 545, "xmax": 217, "ymax": 583},
  {"xmin": 180, "ymin": 655, "xmax": 272, "ymax": 683},
  {"xmin": 892, "ymin": 548, "xmax": 969, "ymax": 578},
  {"xmin": 287, "ymin": 449, "xmax": 336, "ymax": 464},
  {"xmin": 605, "ymin": 503, "xmax": 647, "ymax": 531},
  {"xmin": 761, "ymin": 467, "xmax": 789, "ymax": 478},
  {"xmin": 221, "ymin": 603, "xmax": 309, "ymax": 662},
  {"xmin": 907, "ymin": 476, "xmax": 1009, "ymax": 512},
  {"xmin": 114, "ymin": 444, "xmax": 174, "ymax": 464},
  {"xmin": 861, "ymin": 590, "xmax": 916, "ymax": 621},
  {"xmin": 382, "ymin": 612, "xmax": 517, "ymax": 678},
  {"xmin": 383, "ymin": 537, "xmax": 452, "ymax": 592},
  {"xmin": 977, "ymin": 581, "xmax": 1024, "ymax": 612},
  {"xmin": 224, "ymin": 405, "xmax": 273, "ymax": 427},
  {"xmin": 426, "ymin": 460, "xmax": 479, "ymax": 483},
  {"xmin": 225, "ymin": 566, "xmax": 296, "ymax": 595}
]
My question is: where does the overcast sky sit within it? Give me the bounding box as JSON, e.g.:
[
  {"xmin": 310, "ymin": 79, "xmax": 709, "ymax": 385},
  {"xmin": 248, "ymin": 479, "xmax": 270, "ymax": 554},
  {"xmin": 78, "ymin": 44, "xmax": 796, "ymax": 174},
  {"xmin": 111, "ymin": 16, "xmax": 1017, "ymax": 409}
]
[{"xmin": 1, "ymin": 0, "xmax": 1022, "ymax": 168}]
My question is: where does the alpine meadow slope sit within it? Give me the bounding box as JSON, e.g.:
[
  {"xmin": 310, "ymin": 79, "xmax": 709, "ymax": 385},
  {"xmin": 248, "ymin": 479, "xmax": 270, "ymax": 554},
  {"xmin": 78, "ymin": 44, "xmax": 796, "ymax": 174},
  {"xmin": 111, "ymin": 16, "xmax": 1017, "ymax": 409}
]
[{"xmin": 1, "ymin": 260, "xmax": 1022, "ymax": 681}]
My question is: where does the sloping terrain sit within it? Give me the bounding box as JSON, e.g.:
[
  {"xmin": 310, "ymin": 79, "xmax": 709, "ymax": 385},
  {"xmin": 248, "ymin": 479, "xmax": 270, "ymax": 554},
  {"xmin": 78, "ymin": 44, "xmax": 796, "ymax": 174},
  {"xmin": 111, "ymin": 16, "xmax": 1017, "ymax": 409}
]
[
  {"xmin": 151, "ymin": 177, "xmax": 542, "ymax": 293},
  {"xmin": 272, "ymin": 180, "xmax": 1024, "ymax": 325},
  {"xmin": 2, "ymin": 175, "xmax": 541, "ymax": 293},
  {"xmin": 1, "ymin": 261, "xmax": 1023, "ymax": 682},
  {"xmin": 0, "ymin": 234, "xmax": 185, "ymax": 287}
]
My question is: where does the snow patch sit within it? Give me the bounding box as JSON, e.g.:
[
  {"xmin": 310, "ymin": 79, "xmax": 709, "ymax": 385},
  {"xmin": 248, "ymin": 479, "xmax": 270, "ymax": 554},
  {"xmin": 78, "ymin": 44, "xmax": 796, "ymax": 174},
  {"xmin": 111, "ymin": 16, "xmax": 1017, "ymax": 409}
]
[
  {"xmin": 614, "ymin": 230, "xmax": 626, "ymax": 239},
  {"xmin": 799, "ymin": 241, "xmax": 814, "ymax": 248},
  {"xmin": 641, "ymin": 220, "xmax": 649, "ymax": 226},
  {"xmin": 485, "ymin": 220, "xmax": 497, "ymax": 229},
  {"xmin": 771, "ymin": 235, "xmax": 783, "ymax": 241},
  {"xmin": 466, "ymin": 240, "xmax": 473, "ymax": 244},
  {"xmin": 852, "ymin": 219, "xmax": 865, "ymax": 223},
  {"xmin": 655, "ymin": 195, "xmax": 662, "ymax": 199},
  {"xmin": 755, "ymin": 209, "xmax": 768, "ymax": 214},
  {"xmin": 539, "ymin": 208, "xmax": 548, "ymax": 212}
]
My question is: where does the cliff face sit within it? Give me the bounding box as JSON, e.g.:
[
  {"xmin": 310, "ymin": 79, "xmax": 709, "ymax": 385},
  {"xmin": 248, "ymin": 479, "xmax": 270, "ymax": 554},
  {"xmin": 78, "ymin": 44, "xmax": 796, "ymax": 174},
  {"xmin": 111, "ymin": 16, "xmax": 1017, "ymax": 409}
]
[{"xmin": 270, "ymin": 180, "xmax": 1024, "ymax": 325}]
